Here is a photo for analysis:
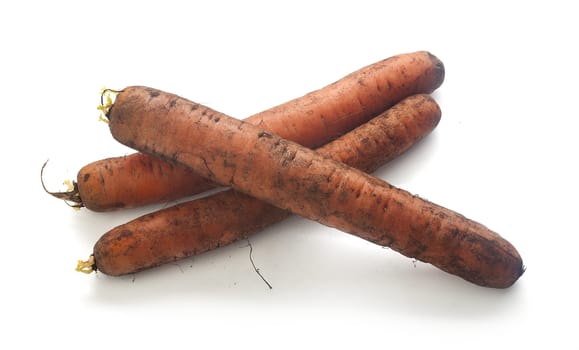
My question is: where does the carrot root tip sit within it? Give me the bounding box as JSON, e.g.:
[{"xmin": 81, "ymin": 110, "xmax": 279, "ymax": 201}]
[
  {"xmin": 244, "ymin": 239, "xmax": 273, "ymax": 290},
  {"xmin": 76, "ymin": 255, "xmax": 96, "ymax": 274}
]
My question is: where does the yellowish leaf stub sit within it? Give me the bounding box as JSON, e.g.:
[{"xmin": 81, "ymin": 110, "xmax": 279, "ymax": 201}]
[
  {"xmin": 97, "ymin": 87, "xmax": 120, "ymax": 123},
  {"xmin": 76, "ymin": 255, "xmax": 96, "ymax": 274}
]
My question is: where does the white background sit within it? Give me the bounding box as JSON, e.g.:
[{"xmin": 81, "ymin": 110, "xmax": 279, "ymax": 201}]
[{"xmin": 2, "ymin": 1, "xmax": 577, "ymax": 348}]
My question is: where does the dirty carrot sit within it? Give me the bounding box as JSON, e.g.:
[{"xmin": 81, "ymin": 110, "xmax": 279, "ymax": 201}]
[
  {"xmin": 48, "ymin": 51, "xmax": 444, "ymax": 211},
  {"xmin": 79, "ymin": 94, "xmax": 441, "ymax": 276},
  {"xmin": 104, "ymin": 86, "xmax": 524, "ymax": 288}
]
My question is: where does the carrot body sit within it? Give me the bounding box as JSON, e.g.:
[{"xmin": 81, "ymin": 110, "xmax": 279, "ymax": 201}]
[
  {"xmin": 76, "ymin": 154, "xmax": 215, "ymax": 211},
  {"xmin": 106, "ymin": 86, "xmax": 524, "ymax": 288},
  {"xmin": 94, "ymin": 94, "xmax": 441, "ymax": 275},
  {"xmin": 77, "ymin": 51, "xmax": 444, "ymax": 211}
]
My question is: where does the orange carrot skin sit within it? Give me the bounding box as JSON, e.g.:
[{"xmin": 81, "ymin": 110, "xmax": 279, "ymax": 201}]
[
  {"xmin": 95, "ymin": 94, "xmax": 441, "ymax": 276},
  {"xmin": 107, "ymin": 87, "xmax": 524, "ymax": 288},
  {"xmin": 79, "ymin": 51, "xmax": 444, "ymax": 211},
  {"xmin": 244, "ymin": 50, "xmax": 444, "ymax": 148},
  {"xmin": 77, "ymin": 154, "xmax": 215, "ymax": 211},
  {"xmin": 94, "ymin": 191, "xmax": 288, "ymax": 276}
]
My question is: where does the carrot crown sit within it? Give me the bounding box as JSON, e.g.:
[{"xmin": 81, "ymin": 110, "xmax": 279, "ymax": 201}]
[{"xmin": 97, "ymin": 87, "xmax": 121, "ymax": 123}]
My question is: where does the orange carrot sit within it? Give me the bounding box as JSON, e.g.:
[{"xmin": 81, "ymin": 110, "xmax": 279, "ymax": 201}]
[
  {"xmin": 80, "ymin": 94, "xmax": 440, "ymax": 276},
  {"xmin": 104, "ymin": 86, "xmax": 524, "ymax": 288},
  {"xmin": 48, "ymin": 51, "xmax": 444, "ymax": 211}
]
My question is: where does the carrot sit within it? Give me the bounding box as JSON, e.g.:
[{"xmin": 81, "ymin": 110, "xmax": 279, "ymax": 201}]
[
  {"xmin": 79, "ymin": 94, "xmax": 441, "ymax": 276},
  {"xmin": 104, "ymin": 86, "xmax": 524, "ymax": 288},
  {"xmin": 48, "ymin": 51, "xmax": 444, "ymax": 211}
]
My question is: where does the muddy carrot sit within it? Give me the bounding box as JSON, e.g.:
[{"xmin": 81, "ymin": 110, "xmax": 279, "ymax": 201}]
[
  {"xmin": 79, "ymin": 94, "xmax": 440, "ymax": 276},
  {"xmin": 104, "ymin": 86, "xmax": 524, "ymax": 288},
  {"xmin": 48, "ymin": 51, "xmax": 444, "ymax": 211}
]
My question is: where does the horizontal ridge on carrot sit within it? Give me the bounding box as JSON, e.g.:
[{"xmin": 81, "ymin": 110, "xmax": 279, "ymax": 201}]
[
  {"xmin": 83, "ymin": 94, "xmax": 441, "ymax": 276},
  {"xmin": 105, "ymin": 86, "xmax": 524, "ymax": 288},
  {"xmin": 49, "ymin": 51, "xmax": 444, "ymax": 211}
]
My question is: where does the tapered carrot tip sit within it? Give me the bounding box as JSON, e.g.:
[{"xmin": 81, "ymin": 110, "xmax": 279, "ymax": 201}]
[{"xmin": 427, "ymin": 52, "xmax": 445, "ymax": 88}]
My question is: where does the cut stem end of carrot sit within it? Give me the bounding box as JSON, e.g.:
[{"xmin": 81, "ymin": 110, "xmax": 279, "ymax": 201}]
[
  {"xmin": 76, "ymin": 255, "xmax": 96, "ymax": 274},
  {"xmin": 97, "ymin": 87, "xmax": 121, "ymax": 123},
  {"xmin": 40, "ymin": 160, "xmax": 84, "ymax": 209}
]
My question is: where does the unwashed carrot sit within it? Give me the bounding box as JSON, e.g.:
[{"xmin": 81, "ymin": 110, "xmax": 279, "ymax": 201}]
[
  {"xmin": 104, "ymin": 86, "xmax": 524, "ymax": 288},
  {"xmin": 48, "ymin": 51, "xmax": 444, "ymax": 211},
  {"xmin": 79, "ymin": 94, "xmax": 441, "ymax": 276}
]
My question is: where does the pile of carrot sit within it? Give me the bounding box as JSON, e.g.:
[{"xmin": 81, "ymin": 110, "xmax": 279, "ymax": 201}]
[{"xmin": 44, "ymin": 51, "xmax": 524, "ymax": 289}]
